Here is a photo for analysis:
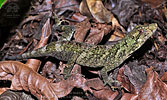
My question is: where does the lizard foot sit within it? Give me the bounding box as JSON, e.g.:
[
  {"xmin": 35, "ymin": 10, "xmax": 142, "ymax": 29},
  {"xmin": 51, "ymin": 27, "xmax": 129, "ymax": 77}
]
[
  {"xmin": 63, "ymin": 73, "xmax": 72, "ymax": 79},
  {"xmin": 63, "ymin": 65, "xmax": 73, "ymax": 79},
  {"xmin": 104, "ymin": 78, "xmax": 122, "ymax": 90},
  {"xmin": 63, "ymin": 72, "xmax": 85, "ymax": 79}
]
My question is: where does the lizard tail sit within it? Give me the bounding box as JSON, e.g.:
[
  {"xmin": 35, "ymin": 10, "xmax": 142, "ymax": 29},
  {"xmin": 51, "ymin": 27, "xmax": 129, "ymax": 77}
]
[
  {"xmin": 6, "ymin": 52, "xmax": 33, "ymax": 60},
  {"xmin": 6, "ymin": 55, "xmax": 23, "ymax": 60},
  {"xmin": 5, "ymin": 46, "xmax": 47, "ymax": 60}
]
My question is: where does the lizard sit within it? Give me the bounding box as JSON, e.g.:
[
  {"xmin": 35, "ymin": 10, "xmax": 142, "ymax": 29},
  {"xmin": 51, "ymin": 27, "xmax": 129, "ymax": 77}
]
[{"xmin": 6, "ymin": 23, "xmax": 158, "ymax": 88}]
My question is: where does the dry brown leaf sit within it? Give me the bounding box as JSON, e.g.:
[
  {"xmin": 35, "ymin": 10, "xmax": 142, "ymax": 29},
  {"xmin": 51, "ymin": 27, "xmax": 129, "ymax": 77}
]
[
  {"xmin": 85, "ymin": 26, "xmax": 104, "ymax": 44},
  {"xmin": 85, "ymin": 23, "xmax": 112, "ymax": 44},
  {"xmin": 0, "ymin": 61, "xmax": 59, "ymax": 100},
  {"xmin": 79, "ymin": 0, "xmax": 93, "ymax": 19},
  {"xmin": 85, "ymin": 78, "xmax": 122, "ymax": 100},
  {"xmin": 138, "ymin": 67, "xmax": 167, "ymax": 100},
  {"xmin": 86, "ymin": 78, "xmax": 104, "ymax": 90},
  {"xmin": 74, "ymin": 18, "xmax": 91, "ymax": 42},
  {"xmin": 93, "ymin": 88, "xmax": 121, "ymax": 100},
  {"xmin": 34, "ymin": 0, "xmax": 79, "ymax": 16},
  {"xmin": 85, "ymin": 0, "xmax": 112, "ymax": 23},
  {"xmin": 74, "ymin": 19, "xmax": 112, "ymax": 44},
  {"xmin": 121, "ymin": 93, "xmax": 138, "ymax": 100},
  {"xmin": 71, "ymin": 12, "xmax": 87, "ymax": 23},
  {"xmin": 0, "ymin": 61, "xmax": 90, "ymax": 100},
  {"xmin": 141, "ymin": 0, "xmax": 164, "ymax": 8},
  {"xmin": 79, "ymin": 0, "xmax": 125, "ymax": 32},
  {"xmin": 124, "ymin": 63, "xmax": 147, "ymax": 94},
  {"xmin": 161, "ymin": 72, "xmax": 167, "ymax": 84},
  {"xmin": 55, "ymin": 0, "xmax": 80, "ymax": 15},
  {"xmin": 117, "ymin": 67, "xmax": 135, "ymax": 93}
]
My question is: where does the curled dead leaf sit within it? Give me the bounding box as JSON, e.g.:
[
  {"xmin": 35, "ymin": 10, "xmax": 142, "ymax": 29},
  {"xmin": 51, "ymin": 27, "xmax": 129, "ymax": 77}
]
[
  {"xmin": 85, "ymin": 0, "xmax": 112, "ymax": 23},
  {"xmin": 0, "ymin": 61, "xmax": 59, "ymax": 100},
  {"xmin": 116, "ymin": 67, "xmax": 134, "ymax": 93},
  {"xmin": 138, "ymin": 67, "xmax": 167, "ymax": 100},
  {"xmin": 79, "ymin": 0, "xmax": 125, "ymax": 32},
  {"xmin": 0, "ymin": 61, "xmax": 90, "ymax": 100},
  {"xmin": 79, "ymin": 0, "xmax": 93, "ymax": 19}
]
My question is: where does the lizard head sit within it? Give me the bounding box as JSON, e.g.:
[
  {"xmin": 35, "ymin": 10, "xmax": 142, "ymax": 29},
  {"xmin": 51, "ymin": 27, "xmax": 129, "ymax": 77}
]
[{"xmin": 130, "ymin": 23, "xmax": 158, "ymax": 45}]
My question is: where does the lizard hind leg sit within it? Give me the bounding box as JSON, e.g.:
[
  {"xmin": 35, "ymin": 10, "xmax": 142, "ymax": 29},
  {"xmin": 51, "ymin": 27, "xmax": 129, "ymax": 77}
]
[{"xmin": 100, "ymin": 66, "xmax": 121, "ymax": 90}]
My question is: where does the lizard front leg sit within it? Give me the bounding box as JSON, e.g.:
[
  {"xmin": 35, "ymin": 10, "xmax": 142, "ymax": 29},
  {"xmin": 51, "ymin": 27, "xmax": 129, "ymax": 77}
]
[
  {"xmin": 63, "ymin": 54, "xmax": 79, "ymax": 79},
  {"xmin": 100, "ymin": 66, "xmax": 121, "ymax": 90}
]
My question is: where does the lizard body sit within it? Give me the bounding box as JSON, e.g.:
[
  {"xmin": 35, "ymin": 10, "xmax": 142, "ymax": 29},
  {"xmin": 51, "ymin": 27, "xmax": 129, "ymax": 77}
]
[{"xmin": 6, "ymin": 23, "xmax": 158, "ymax": 87}]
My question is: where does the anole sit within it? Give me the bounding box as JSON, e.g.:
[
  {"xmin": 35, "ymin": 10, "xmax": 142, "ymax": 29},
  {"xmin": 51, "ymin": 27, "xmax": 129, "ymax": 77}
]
[{"xmin": 6, "ymin": 23, "xmax": 158, "ymax": 88}]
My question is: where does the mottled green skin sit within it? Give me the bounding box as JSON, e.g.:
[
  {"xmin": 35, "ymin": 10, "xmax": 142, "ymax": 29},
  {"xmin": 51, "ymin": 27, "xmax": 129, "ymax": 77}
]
[{"xmin": 7, "ymin": 23, "xmax": 158, "ymax": 87}]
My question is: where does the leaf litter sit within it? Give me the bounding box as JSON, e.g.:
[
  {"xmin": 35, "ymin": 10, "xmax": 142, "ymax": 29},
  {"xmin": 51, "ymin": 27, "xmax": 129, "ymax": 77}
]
[{"xmin": 0, "ymin": 0, "xmax": 167, "ymax": 100}]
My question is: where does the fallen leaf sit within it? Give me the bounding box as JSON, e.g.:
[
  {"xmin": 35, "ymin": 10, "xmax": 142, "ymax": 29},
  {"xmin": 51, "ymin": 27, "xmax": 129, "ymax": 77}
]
[
  {"xmin": 71, "ymin": 12, "xmax": 87, "ymax": 23},
  {"xmin": 141, "ymin": 0, "xmax": 164, "ymax": 8},
  {"xmin": 74, "ymin": 18, "xmax": 91, "ymax": 42},
  {"xmin": 138, "ymin": 67, "xmax": 167, "ymax": 100},
  {"xmin": 124, "ymin": 62, "xmax": 147, "ymax": 94},
  {"xmin": 0, "ymin": 61, "xmax": 90, "ymax": 100},
  {"xmin": 117, "ymin": 66, "xmax": 134, "ymax": 93},
  {"xmin": 86, "ymin": 78, "xmax": 121, "ymax": 100},
  {"xmin": 161, "ymin": 72, "xmax": 167, "ymax": 84},
  {"xmin": 0, "ymin": 61, "xmax": 59, "ymax": 99},
  {"xmin": 79, "ymin": 0, "xmax": 93, "ymax": 19},
  {"xmin": 121, "ymin": 93, "xmax": 138, "ymax": 100},
  {"xmin": 85, "ymin": 0, "xmax": 112, "ymax": 23},
  {"xmin": 85, "ymin": 26, "xmax": 104, "ymax": 44},
  {"xmin": 111, "ymin": 0, "xmax": 140, "ymax": 27},
  {"xmin": 85, "ymin": 23, "xmax": 112, "ymax": 44},
  {"xmin": 55, "ymin": 0, "xmax": 80, "ymax": 15},
  {"xmin": 33, "ymin": 0, "xmax": 79, "ymax": 16},
  {"xmin": 80, "ymin": 0, "xmax": 125, "ymax": 32}
]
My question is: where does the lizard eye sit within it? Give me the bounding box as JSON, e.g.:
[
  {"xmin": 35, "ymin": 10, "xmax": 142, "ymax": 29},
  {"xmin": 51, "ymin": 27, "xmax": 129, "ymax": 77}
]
[{"xmin": 139, "ymin": 29, "xmax": 145, "ymax": 34}]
